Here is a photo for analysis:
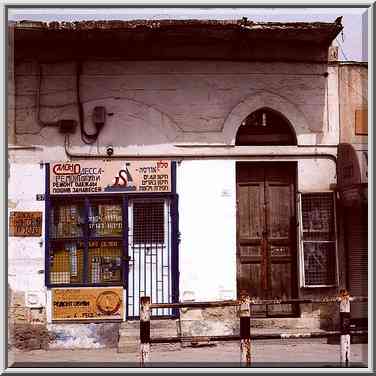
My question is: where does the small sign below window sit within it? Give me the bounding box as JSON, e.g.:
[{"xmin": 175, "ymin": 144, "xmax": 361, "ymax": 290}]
[
  {"xmin": 52, "ymin": 287, "xmax": 123, "ymax": 321},
  {"xmin": 355, "ymin": 109, "xmax": 368, "ymax": 135}
]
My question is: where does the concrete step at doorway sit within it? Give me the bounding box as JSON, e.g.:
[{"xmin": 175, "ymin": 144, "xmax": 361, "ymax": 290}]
[
  {"xmin": 117, "ymin": 316, "xmax": 323, "ymax": 353},
  {"xmin": 118, "ymin": 319, "xmax": 179, "ymax": 353}
]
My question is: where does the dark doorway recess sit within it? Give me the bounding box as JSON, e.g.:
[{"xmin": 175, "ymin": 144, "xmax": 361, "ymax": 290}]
[{"xmin": 235, "ymin": 107, "xmax": 297, "ymax": 146}]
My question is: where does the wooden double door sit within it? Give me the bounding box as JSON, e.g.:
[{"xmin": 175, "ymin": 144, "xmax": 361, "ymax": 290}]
[{"xmin": 236, "ymin": 162, "xmax": 298, "ymax": 316}]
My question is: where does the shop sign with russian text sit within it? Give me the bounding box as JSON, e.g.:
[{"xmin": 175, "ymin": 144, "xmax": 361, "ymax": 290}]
[
  {"xmin": 52, "ymin": 287, "xmax": 123, "ymax": 321},
  {"xmin": 9, "ymin": 212, "xmax": 42, "ymax": 237},
  {"xmin": 49, "ymin": 160, "xmax": 171, "ymax": 195}
]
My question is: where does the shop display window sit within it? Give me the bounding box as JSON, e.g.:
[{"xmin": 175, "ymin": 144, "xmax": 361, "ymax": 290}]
[{"xmin": 47, "ymin": 199, "xmax": 124, "ymax": 286}]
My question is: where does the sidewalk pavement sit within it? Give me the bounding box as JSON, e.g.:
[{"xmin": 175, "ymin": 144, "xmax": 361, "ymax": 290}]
[{"xmin": 8, "ymin": 338, "xmax": 368, "ymax": 369}]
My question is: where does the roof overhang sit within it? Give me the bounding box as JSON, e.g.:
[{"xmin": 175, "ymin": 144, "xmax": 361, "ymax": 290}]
[{"xmin": 11, "ymin": 19, "xmax": 344, "ymax": 61}]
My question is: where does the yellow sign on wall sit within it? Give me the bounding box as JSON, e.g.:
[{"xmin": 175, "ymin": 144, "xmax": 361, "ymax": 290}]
[
  {"xmin": 355, "ymin": 109, "xmax": 368, "ymax": 135},
  {"xmin": 9, "ymin": 211, "xmax": 42, "ymax": 237},
  {"xmin": 52, "ymin": 287, "xmax": 123, "ymax": 321}
]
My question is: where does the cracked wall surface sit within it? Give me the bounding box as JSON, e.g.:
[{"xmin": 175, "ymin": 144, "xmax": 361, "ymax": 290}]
[{"xmin": 13, "ymin": 60, "xmax": 338, "ymax": 150}]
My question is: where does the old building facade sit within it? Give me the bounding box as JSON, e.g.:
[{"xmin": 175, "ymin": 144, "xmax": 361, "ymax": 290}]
[
  {"xmin": 8, "ymin": 18, "xmax": 367, "ymax": 350},
  {"xmin": 337, "ymin": 61, "xmax": 368, "ymax": 324}
]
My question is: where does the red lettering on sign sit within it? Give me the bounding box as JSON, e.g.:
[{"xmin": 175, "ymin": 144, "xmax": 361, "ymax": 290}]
[{"xmin": 53, "ymin": 163, "xmax": 81, "ymax": 175}]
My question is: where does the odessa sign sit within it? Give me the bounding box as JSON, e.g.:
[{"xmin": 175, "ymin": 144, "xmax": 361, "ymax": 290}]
[{"xmin": 49, "ymin": 160, "xmax": 171, "ymax": 195}]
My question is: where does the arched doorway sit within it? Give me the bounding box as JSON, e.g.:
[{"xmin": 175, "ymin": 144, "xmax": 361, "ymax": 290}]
[{"xmin": 236, "ymin": 108, "xmax": 298, "ymax": 317}]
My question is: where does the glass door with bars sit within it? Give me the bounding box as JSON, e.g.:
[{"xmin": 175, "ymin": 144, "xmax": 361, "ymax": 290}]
[{"xmin": 127, "ymin": 198, "xmax": 173, "ymax": 318}]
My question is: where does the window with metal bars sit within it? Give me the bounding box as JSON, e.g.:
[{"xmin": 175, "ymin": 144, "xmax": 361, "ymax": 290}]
[
  {"xmin": 126, "ymin": 199, "xmax": 171, "ymax": 318},
  {"xmin": 300, "ymin": 192, "xmax": 337, "ymax": 287},
  {"xmin": 47, "ymin": 199, "xmax": 124, "ymax": 286},
  {"xmin": 132, "ymin": 201, "xmax": 165, "ymax": 244}
]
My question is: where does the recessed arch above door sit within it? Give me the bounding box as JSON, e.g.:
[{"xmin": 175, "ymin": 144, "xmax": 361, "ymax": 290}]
[
  {"xmin": 235, "ymin": 107, "xmax": 297, "ymax": 146},
  {"xmin": 222, "ymin": 90, "xmax": 310, "ymax": 145}
]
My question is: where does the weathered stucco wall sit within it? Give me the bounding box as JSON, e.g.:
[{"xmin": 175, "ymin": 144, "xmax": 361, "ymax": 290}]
[
  {"xmin": 47, "ymin": 323, "xmax": 120, "ymax": 349},
  {"xmin": 13, "ymin": 60, "xmax": 338, "ymax": 152},
  {"xmin": 8, "ymin": 59, "xmax": 342, "ymax": 345},
  {"xmin": 7, "ymin": 162, "xmax": 49, "ymax": 350},
  {"xmin": 339, "ymin": 64, "xmax": 368, "ymax": 144},
  {"xmin": 8, "ymin": 163, "xmax": 46, "ymax": 292}
]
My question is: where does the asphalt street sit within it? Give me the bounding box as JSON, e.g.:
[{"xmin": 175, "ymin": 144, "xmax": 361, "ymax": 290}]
[{"xmin": 8, "ymin": 338, "xmax": 368, "ymax": 369}]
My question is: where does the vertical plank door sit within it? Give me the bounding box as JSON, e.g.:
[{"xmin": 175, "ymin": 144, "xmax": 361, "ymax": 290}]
[{"xmin": 236, "ymin": 163, "xmax": 297, "ymax": 316}]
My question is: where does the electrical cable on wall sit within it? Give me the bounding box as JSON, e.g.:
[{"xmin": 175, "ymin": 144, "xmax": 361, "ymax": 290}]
[
  {"xmin": 36, "ymin": 64, "xmax": 60, "ymax": 129},
  {"xmin": 334, "ymin": 41, "xmax": 368, "ymax": 102},
  {"xmin": 15, "ymin": 62, "xmax": 61, "ymax": 135},
  {"xmin": 335, "ymin": 37, "xmax": 349, "ymax": 62},
  {"xmin": 76, "ymin": 61, "xmax": 103, "ymax": 145}
]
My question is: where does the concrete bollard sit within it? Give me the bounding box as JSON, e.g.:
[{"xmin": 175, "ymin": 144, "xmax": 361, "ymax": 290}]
[
  {"xmin": 140, "ymin": 296, "xmax": 151, "ymax": 367},
  {"xmin": 338, "ymin": 289, "xmax": 351, "ymax": 367},
  {"xmin": 239, "ymin": 294, "xmax": 251, "ymax": 367}
]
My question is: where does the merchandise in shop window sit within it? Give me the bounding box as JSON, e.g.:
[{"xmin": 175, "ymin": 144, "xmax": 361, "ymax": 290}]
[{"xmin": 88, "ymin": 204, "xmax": 122, "ymax": 237}]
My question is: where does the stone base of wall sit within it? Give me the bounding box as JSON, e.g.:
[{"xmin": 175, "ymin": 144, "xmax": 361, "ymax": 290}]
[
  {"xmin": 314, "ymin": 303, "xmax": 340, "ymax": 330},
  {"xmin": 179, "ymin": 306, "xmax": 239, "ymax": 340},
  {"xmin": 7, "ymin": 290, "xmax": 341, "ymax": 352},
  {"xmin": 118, "ymin": 319, "xmax": 179, "ymax": 353},
  {"xmin": 178, "ymin": 304, "xmax": 337, "ymax": 340},
  {"xmin": 8, "ymin": 288, "xmax": 51, "ymax": 351},
  {"xmin": 9, "ymin": 324, "xmax": 54, "ymax": 351},
  {"xmin": 47, "ymin": 323, "xmax": 121, "ymax": 349}
]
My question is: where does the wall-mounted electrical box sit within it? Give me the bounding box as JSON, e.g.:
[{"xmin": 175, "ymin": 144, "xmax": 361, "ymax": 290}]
[
  {"xmin": 25, "ymin": 291, "xmax": 46, "ymax": 308},
  {"xmin": 58, "ymin": 119, "xmax": 78, "ymax": 134},
  {"xmin": 93, "ymin": 106, "xmax": 106, "ymax": 127}
]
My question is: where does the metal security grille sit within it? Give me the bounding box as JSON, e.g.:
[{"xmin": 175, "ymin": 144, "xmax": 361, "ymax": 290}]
[
  {"xmin": 301, "ymin": 193, "xmax": 337, "ymax": 286},
  {"xmin": 301, "ymin": 193, "xmax": 335, "ymax": 241},
  {"xmin": 88, "ymin": 240, "xmax": 123, "ymax": 284},
  {"xmin": 133, "ymin": 202, "xmax": 165, "ymax": 243},
  {"xmin": 49, "ymin": 204, "xmax": 85, "ymax": 285},
  {"xmin": 303, "ymin": 242, "xmax": 336, "ymax": 286},
  {"xmin": 49, "ymin": 240, "xmax": 84, "ymax": 284},
  {"xmin": 47, "ymin": 200, "xmax": 124, "ymax": 286},
  {"xmin": 127, "ymin": 199, "xmax": 172, "ymax": 318},
  {"xmin": 49, "ymin": 204, "xmax": 84, "ymax": 239}
]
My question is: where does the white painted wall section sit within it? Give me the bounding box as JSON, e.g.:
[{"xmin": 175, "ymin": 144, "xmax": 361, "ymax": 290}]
[
  {"xmin": 298, "ymin": 159, "xmax": 337, "ymax": 191},
  {"xmin": 8, "ymin": 163, "xmax": 46, "ymax": 294},
  {"xmin": 177, "ymin": 160, "xmax": 237, "ymax": 301}
]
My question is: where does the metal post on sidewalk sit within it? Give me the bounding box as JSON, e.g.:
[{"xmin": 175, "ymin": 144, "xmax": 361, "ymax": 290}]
[
  {"xmin": 239, "ymin": 294, "xmax": 251, "ymax": 367},
  {"xmin": 338, "ymin": 289, "xmax": 351, "ymax": 367},
  {"xmin": 140, "ymin": 296, "xmax": 151, "ymax": 367}
]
